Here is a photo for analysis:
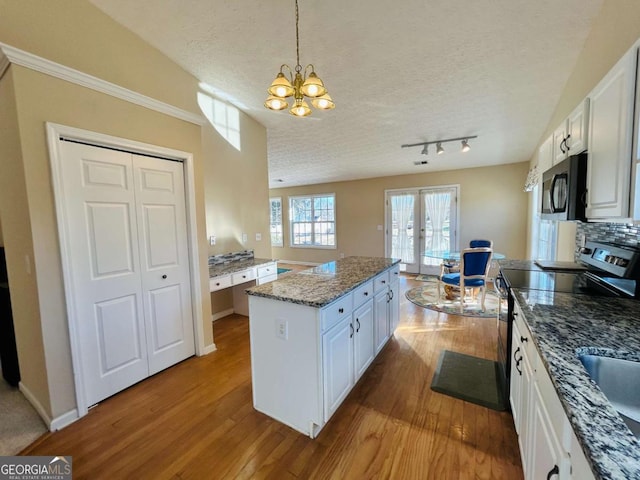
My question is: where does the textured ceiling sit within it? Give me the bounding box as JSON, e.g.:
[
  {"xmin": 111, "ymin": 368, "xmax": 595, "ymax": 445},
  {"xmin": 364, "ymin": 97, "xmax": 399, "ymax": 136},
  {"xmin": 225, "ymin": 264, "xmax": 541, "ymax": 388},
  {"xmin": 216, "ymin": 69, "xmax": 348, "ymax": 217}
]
[{"xmin": 90, "ymin": 0, "xmax": 604, "ymax": 188}]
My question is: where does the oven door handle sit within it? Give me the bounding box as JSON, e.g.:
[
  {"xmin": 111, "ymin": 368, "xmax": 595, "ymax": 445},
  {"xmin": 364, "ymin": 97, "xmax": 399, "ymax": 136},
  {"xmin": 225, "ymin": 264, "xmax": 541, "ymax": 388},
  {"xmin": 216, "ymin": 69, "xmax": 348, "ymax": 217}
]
[{"xmin": 494, "ymin": 274, "xmax": 508, "ymax": 298}]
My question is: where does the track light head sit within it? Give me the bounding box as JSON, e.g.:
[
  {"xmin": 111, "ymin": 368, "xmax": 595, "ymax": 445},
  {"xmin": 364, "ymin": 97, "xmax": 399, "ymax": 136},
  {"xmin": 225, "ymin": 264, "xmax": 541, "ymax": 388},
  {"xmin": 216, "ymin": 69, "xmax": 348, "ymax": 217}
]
[
  {"xmin": 421, "ymin": 145, "xmax": 428, "ymax": 155},
  {"xmin": 436, "ymin": 143, "xmax": 444, "ymax": 155},
  {"xmin": 461, "ymin": 139, "xmax": 471, "ymax": 152}
]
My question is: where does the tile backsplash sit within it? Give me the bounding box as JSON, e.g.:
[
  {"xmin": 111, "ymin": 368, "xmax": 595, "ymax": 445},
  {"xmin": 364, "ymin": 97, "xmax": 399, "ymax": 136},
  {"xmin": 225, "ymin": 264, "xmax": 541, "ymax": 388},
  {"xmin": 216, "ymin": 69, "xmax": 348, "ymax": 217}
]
[{"xmin": 576, "ymin": 222, "xmax": 640, "ymax": 250}]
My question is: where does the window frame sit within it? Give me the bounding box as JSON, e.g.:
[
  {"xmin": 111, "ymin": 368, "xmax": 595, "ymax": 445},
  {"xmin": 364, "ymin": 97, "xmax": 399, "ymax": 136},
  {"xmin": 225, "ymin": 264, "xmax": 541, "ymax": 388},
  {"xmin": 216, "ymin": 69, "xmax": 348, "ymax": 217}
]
[
  {"xmin": 269, "ymin": 197, "xmax": 284, "ymax": 247},
  {"xmin": 288, "ymin": 193, "xmax": 337, "ymax": 249}
]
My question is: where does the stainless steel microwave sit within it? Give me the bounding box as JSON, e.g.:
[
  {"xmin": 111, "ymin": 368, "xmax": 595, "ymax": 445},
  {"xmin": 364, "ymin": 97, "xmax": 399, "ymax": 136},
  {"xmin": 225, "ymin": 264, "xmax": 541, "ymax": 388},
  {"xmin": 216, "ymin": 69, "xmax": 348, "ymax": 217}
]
[{"xmin": 541, "ymin": 153, "xmax": 587, "ymax": 221}]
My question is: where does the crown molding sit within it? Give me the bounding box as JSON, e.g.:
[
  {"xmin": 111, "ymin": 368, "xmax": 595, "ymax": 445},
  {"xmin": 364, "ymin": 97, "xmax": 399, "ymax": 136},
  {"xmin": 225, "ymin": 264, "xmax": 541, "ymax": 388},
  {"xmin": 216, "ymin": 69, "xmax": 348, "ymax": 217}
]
[
  {"xmin": 0, "ymin": 47, "xmax": 10, "ymax": 80},
  {"xmin": 0, "ymin": 42, "xmax": 206, "ymax": 126}
]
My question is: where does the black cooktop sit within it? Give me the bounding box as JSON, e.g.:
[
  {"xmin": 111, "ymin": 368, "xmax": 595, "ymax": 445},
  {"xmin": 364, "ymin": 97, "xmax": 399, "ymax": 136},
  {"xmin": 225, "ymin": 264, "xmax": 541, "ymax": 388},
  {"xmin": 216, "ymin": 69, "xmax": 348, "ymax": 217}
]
[{"xmin": 501, "ymin": 269, "xmax": 593, "ymax": 294}]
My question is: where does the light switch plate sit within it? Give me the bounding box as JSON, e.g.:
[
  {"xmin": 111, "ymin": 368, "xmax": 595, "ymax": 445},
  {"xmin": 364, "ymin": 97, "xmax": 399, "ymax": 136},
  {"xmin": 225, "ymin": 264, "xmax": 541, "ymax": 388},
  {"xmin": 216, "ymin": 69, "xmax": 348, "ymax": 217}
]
[
  {"xmin": 242, "ymin": 233, "xmax": 248, "ymax": 243},
  {"xmin": 256, "ymin": 233, "xmax": 262, "ymax": 241}
]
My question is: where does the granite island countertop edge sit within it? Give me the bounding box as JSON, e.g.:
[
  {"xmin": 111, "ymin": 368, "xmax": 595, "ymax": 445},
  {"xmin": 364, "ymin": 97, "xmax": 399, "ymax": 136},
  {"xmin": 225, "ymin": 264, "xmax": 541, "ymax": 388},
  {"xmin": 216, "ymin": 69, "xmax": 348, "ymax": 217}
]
[{"xmin": 245, "ymin": 257, "xmax": 401, "ymax": 308}]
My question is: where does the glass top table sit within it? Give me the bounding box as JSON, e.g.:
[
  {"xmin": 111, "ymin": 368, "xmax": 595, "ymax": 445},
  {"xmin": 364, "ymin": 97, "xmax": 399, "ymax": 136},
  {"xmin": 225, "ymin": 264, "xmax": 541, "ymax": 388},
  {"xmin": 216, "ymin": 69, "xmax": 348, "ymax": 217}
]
[{"xmin": 423, "ymin": 250, "xmax": 506, "ymax": 261}]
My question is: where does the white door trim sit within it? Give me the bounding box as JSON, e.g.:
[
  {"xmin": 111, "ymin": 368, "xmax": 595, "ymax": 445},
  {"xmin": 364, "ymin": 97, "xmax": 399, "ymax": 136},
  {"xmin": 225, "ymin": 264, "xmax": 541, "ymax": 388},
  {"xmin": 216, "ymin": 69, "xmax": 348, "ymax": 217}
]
[{"xmin": 46, "ymin": 122, "xmax": 206, "ymax": 418}]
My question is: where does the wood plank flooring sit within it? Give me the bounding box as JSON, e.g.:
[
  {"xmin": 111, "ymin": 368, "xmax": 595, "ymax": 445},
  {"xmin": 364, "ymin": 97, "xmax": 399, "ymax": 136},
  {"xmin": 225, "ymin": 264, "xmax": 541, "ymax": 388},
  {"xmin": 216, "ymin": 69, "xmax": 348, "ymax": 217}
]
[{"xmin": 23, "ymin": 274, "xmax": 522, "ymax": 479}]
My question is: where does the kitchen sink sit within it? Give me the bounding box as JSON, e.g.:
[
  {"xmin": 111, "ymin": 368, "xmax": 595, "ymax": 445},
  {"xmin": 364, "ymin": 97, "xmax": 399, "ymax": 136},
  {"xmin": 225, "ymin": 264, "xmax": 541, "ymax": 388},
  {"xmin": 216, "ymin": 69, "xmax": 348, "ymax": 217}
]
[{"xmin": 578, "ymin": 354, "xmax": 640, "ymax": 438}]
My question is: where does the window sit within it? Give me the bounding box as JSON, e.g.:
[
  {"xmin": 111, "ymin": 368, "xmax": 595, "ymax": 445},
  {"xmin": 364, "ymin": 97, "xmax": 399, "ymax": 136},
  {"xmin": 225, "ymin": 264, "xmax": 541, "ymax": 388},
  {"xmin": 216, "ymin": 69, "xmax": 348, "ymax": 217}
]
[
  {"xmin": 270, "ymin": 197, "xmax": 283, "ymax": 247},
  {"xmin": 289, "ymin": 194, "xmax": 336, "ymax": 248}
]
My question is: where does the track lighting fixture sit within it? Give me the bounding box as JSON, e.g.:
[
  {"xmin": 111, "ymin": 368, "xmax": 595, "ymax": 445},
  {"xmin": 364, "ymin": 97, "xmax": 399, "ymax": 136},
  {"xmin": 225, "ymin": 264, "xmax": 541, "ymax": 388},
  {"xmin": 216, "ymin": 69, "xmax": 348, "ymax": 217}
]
[{"xmin": 401, "ymin": 135, "xmax": 478, "ymax": 156}]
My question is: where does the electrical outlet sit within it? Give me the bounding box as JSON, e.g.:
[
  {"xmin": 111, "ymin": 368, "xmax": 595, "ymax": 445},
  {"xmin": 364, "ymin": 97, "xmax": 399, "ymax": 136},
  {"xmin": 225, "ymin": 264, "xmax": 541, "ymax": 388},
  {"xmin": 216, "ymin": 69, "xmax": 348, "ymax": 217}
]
[
  {"xmin": 242, "ymin": 233, "xmax": 248, "ymax": 243},
  {"xmin": 377, "ymin": 225, "xmax": 383, "ymax": 231},
  {"xmin": 256, "ymin": 233, "xmax": 262, "ymax": 241},
  {"xmin": 340, "ymin": 253, "xmax": 345, "ymax": 259},
  {"xmin": 276, "ymin": 319, "xmax": 288, "ymax": 340}
]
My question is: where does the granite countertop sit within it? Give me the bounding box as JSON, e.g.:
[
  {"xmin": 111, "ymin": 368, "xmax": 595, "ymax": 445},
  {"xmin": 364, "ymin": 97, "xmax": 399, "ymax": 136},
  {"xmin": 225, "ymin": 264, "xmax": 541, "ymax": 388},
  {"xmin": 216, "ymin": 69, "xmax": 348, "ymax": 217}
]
[
  {"xmin": 512, "ymin": 288, "xmax": 640, "ymax": 480},
  {"xmin": 208, "ymin": 257, "xmax": 275, "ymax": 278},
  {"xmin": 498, "ymin": 259, "xmax": 543, "ymax": 271},
  {"xmin": 246, "ymin": 256, "xmax": 400, "ymax": 308}
]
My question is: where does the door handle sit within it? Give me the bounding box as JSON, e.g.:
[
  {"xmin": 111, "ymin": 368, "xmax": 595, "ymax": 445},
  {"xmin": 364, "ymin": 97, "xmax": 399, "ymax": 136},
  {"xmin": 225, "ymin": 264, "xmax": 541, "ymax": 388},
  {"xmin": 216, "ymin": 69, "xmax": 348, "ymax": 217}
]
[
  {"xmin": 350, "ymin": 323, "xmax": 354, "ymax": 338},
  {"xmin": 513, "ymin": 346, "xmax": 520, "ymax": 362},
  {"xmin": 356, "ymin": 318, "xmax": 360, "ymax": 333},
  {"xmin": 515, "ymin": 357, "xmax": 522, "ymax": 375}
]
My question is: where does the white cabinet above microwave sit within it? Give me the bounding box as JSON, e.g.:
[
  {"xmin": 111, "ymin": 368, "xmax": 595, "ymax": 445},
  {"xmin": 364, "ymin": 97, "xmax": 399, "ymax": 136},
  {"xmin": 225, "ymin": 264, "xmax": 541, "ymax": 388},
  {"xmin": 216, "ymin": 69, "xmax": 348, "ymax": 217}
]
[{"xmin": 552, "ymin": 99, "xmax": 589, "ymax": 165}]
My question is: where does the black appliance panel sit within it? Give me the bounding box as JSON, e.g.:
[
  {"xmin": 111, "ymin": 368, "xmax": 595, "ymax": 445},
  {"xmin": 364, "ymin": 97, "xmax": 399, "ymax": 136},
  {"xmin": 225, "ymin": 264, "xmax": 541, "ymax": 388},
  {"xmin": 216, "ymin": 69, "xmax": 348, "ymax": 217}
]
[{"xmin": 540, "ymin": 153, "xmax": 587, "ymax": 221}]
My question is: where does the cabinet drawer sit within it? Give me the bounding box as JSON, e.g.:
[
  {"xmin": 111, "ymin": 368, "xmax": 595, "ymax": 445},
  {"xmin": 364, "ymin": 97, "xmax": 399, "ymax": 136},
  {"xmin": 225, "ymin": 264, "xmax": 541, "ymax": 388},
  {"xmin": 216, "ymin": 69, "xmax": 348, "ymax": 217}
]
[
  {"xmin": 256, "ymin": 273, "xmax": 277, "ymax": 285},
  {"xmin": 232, "ymin": 268, "xmax": 256, "ymax": 285},
  {"xmin": 352, "ymin": 281, "xmax": 373, "ymax": 307},
  {"xmin": 321, "ymin": 294, "xmax": 353, "ymax": 332},
  {"xmin": 209, "ymin": 274, "xmax": 232, "ymax": 292},
  {"xmin": 373, "ymin": 272, "xmax": 390, "ymax": 292},
  {"xmin": 257, "ymin": 263, "xmax": 277, "ymax": 278},
  {"xmin": 389, "ymin": 264, "xmax": 400, "ymax": 282}
]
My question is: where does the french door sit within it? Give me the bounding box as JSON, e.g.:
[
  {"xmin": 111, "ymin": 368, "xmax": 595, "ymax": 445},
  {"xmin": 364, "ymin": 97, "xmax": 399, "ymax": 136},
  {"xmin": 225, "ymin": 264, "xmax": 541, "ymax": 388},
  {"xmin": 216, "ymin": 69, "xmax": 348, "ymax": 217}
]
[
  {"xmin": 385, "ymin": 186, "xmax": 459, "ymax": 274},
  {"xmin": 59, "ymin": 141, "xmax": 195, "ymax": 406}
]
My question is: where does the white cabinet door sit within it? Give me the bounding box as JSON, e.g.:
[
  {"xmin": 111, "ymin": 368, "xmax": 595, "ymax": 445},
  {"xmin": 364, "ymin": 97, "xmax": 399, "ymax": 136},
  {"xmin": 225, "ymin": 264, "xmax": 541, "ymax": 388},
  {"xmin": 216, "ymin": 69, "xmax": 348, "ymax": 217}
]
[
  {"xmin": 529, "ymin": 381, "xmax": 569, "ymax": 480},
  {"xmin": 389, "ymin": 277, "xmax": 400, "ymax": 333},
  {"xmin": 519, "ymin": 345, "xmax": 534, "ymax": 479},
  {"xmin": 374, "ymin": 289, "xmax": 390, "ymax": 354},
  {"xmin": 552, "ymin": 124, "xmax": 568, "ymax": 165},
  {"xmin": 586, "ymin": 47, "xmax": 637, "ymax": 219},
  {"xmin": 322, "ymin": 316, "xmax": 354, "ymax": 422},
  {"xmin": 353, "ymin": 300, "xmax": 375, "ymax": 380},
  {"xmin": 510, "ymin": 322, "xmax": 524, "ymax": 434},
  {"xmin": 565, "ymin": 99, "xmax": 589, "ymax": 156},
  {"xmin": 539, "ymin": 135, "xmax": 554, "ymax": 174}
]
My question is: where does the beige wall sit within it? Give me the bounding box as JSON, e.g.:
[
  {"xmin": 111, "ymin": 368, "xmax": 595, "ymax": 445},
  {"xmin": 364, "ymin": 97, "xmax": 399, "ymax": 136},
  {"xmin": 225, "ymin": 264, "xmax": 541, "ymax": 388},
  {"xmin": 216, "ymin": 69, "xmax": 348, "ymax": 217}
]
[
  {"xmin": 0, "ymin": 0, "xmax": 271, "ymax": 422},
  {"xmin": 271, "ymin": 162, "xmax": 530, "ymax": 264},
  {"xmin": 0, "ymin": 68, "xmax": 51, "ymax": 413},
  {"xmin": 0, "ymin": 217, "xmax": 3, "ymax": 246},
  {"xmin": 529, "ymin": 0, "xmax": 640, "ymax": 256},
  {"xmin": 203, "ymin": 110, "xmax": 271, "ymax": 259}
]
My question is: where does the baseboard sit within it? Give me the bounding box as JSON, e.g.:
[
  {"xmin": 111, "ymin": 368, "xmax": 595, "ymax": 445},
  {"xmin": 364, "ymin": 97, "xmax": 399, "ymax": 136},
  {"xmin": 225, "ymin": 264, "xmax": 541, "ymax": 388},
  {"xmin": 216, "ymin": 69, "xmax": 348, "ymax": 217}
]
[
  {"xmin": 50, "ymin": 408, "xmax": 79, "ymax": 431},
  {"xmin": 212, "ymin": 308, "xmax": 234, "ymax": 321},
  {"xmin": 200, "ymin": 343, "xmax": 217, "ymax": 355},
  {"xmin": 19, "ymin": 381, "xmax": 52, "ymax": 430}
]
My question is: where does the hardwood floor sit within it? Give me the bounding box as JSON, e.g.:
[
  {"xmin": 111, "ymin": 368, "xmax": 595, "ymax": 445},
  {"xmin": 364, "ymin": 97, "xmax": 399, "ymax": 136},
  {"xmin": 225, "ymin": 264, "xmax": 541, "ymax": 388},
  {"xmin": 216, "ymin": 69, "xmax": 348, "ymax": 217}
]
[{"xmin": 23, "ymin": 274, "xmax": 522, "ymax": 479}]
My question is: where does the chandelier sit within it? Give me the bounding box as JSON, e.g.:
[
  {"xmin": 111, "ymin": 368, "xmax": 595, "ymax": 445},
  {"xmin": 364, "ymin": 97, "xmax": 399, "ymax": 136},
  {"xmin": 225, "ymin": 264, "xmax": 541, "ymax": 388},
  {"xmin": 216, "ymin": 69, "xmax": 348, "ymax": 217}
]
[{"xmin": 264, "ymin": 0, "xmax": 334, "ymax": 117}]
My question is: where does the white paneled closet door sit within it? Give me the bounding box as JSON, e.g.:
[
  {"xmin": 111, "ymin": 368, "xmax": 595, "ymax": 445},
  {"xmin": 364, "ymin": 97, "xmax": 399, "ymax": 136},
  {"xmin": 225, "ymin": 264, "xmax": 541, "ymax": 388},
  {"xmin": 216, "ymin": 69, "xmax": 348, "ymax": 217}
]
[
  {"xmin": 60, "ymin": 141, "xmax": 194, "ymax": 407},
  {"xmin": 132, "ymin": 153, "xmax": 194, "ymax": 375}
]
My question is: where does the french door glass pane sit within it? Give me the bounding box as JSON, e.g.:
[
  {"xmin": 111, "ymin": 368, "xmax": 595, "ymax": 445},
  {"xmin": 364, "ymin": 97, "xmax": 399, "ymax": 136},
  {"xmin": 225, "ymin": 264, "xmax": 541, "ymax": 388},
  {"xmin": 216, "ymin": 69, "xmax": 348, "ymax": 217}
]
[
  {"xmin": 422, "ymin": 189, "xmax": 452, "ymax": 267},
  {"xmin": 390, "ymin": 194, "xmax": 415, "ymax": 264}
]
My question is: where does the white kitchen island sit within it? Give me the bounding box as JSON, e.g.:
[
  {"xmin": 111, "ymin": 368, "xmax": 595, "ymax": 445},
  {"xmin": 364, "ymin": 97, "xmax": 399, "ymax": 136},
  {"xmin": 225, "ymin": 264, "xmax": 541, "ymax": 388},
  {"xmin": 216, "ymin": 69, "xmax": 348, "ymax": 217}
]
[{"xmin": 245, "ymin": 257, "xmax": 401, "ymax": 438}]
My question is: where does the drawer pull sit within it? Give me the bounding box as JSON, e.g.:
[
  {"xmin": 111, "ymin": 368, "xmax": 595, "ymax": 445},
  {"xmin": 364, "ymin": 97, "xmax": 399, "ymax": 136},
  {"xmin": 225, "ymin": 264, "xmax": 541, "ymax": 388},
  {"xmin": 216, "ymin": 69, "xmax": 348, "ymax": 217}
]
[
  {"xmin": 520, "ymin": 336, "xmax": 528, "ymax": 343},
  {"xmin": 381, "ymin": 280, "xmax": 386, "ymax": 284},
  {"xmin": 162, "ymin": 274, "xmax": 167, "ymax": 279},
  {"xmin": 215, "ymin": 282, "xmax": 220, "ymax": 286},
  {"xmin": 364, "ymin": 292, "xmax": 368, "ymax": 296},
  {"xmin": 339, "ymin": 308, "xmax": 344, "ymax": 314}
]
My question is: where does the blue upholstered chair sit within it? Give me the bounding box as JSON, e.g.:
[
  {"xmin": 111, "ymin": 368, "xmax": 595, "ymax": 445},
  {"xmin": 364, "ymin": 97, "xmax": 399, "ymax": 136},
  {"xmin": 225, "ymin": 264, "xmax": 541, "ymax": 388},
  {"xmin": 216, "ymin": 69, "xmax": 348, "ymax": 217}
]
[
  {"xmin": 469, "ymin": 239, "xmax": 493, "ymax": 248},
  {"xmin": 437, "ymin": 247, "xmax": 493, "ymax": 313}
]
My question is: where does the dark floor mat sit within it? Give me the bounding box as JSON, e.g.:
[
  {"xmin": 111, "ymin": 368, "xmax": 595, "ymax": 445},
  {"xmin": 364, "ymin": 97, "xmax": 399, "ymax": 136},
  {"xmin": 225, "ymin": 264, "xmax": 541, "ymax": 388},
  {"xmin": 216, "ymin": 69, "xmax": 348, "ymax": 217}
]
[{"xmin": 430, "ymin": 350, "xmax": 506, "ymax": 411}]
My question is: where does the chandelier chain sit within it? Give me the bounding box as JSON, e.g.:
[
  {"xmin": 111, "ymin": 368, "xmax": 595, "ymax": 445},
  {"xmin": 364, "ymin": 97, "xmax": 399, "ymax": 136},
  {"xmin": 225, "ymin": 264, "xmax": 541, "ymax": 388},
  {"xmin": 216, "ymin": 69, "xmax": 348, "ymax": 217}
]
[{"xmin": 295, "ymin": 0, "xmax": 301, "ymax": 72}]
